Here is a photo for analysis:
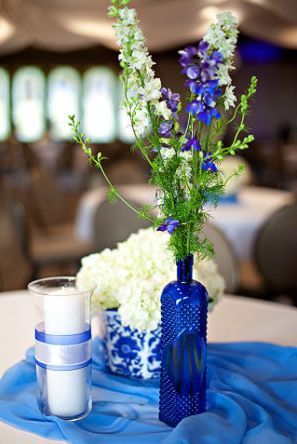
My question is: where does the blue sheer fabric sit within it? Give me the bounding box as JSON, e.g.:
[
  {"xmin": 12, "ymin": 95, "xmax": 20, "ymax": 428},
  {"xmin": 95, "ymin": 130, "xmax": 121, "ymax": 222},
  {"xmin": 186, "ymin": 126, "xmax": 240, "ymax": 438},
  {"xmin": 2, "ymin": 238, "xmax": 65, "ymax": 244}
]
[{"xmin": 0, "ymin": 338, "xmax": 296, "ymax": 443}]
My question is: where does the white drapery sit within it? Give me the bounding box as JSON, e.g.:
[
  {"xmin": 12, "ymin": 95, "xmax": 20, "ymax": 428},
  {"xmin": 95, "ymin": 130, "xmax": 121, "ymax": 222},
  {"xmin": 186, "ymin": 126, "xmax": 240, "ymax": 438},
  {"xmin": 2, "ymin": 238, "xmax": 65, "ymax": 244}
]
[{"xmin": 0, "ymin": 0, "xmax": 296, "ymax": 55}]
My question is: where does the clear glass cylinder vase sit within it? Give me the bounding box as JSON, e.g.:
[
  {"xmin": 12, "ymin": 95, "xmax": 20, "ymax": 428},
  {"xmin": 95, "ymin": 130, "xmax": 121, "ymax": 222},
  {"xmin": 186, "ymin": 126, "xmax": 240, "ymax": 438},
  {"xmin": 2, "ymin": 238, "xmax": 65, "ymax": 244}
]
[
  {"xmin": 159, "ymin": 255, "xmax": 208, "ymax": 427},
  {"xmin": 28, "ymin": 277, "xmax": 94, "ymax": 421}
]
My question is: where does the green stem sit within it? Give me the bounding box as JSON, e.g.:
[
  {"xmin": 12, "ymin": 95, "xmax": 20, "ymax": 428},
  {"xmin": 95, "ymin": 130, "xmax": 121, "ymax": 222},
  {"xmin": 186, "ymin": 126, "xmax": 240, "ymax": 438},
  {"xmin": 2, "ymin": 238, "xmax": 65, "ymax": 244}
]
[
  {"xmin": 186, "ymin": 227, "xmax": 191, "ymax": 256},
  {"xmin": 70, "ymin": 119, "xmax": 154, "ymax": 223},
  {"xmin": 204, "ymin": 123, "xmax": 212, "ymax": 151},
  {"xmin": 93, "ymin": 156, "xmax": 154, "ymax": 222}
]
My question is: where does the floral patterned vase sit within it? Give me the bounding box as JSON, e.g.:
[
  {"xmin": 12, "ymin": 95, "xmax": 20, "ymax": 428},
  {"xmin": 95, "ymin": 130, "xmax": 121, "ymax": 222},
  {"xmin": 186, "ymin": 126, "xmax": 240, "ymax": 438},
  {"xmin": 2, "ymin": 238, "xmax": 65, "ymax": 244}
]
[
  {"xmin": 159, "ymin": 254, "xmax": 208, "ymax": 427},
  {"xmin": 103, "ymin": 310, "xmax": 161, "ymax": 379}
]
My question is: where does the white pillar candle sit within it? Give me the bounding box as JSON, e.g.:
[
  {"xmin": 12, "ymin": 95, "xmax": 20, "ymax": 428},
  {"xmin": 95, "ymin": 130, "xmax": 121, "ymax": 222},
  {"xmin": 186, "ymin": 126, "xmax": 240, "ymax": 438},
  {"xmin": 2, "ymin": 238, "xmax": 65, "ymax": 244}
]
[{"xmin": 43, "ymin": 288, "xmax": 90, "ymax": 418}]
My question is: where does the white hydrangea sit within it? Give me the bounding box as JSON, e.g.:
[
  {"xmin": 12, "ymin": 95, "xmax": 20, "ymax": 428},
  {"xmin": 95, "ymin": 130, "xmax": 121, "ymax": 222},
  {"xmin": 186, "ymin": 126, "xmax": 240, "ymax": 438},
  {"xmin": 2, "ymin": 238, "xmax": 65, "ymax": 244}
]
[
  {"xmin": 77, "ymin": 228, "xmax": 225, "ymax": 331},
  {"xmin": 204, "ymin": 11, "xmax": 239, "ymax": 110}
]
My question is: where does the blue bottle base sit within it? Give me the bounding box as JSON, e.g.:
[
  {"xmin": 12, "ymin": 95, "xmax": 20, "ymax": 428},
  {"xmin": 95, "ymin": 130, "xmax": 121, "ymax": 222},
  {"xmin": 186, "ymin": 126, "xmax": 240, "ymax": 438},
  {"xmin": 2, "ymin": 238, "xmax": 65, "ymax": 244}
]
[
  {"xmin": 159, "ymin": 371, "xmax": 206, "ymax": 427},
  {"xmin": 158, "ymin": 255, "xmax": 208, "ymax": 427}
]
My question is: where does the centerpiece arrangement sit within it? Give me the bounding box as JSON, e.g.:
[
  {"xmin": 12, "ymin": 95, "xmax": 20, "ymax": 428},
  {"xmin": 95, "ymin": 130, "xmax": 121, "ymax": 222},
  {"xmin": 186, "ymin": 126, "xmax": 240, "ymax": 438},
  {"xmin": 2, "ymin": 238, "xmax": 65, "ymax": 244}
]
[
  {"xmin": 77, "ymin": 228, "xmax": 225, "ymax": 379},
  {"xmin": 70, "ymin": 0, "xmax": 257, "ymax": 427}
]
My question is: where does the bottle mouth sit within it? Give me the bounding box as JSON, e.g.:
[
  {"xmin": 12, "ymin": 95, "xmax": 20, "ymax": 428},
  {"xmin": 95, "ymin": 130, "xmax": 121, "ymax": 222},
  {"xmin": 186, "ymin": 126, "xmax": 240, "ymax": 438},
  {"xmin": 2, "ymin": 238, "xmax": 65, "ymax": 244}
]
[{"xmin": 177, "ymin": 255, "xmax": 193, "ymax": 282}]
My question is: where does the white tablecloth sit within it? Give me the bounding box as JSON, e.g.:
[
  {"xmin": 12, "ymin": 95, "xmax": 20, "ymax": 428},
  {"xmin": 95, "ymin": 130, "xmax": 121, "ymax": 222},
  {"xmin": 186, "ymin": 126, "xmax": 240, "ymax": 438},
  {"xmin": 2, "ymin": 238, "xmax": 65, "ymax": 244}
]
[
  {"xmin": 0, "ymin": 290, "xmax": 297, "ymax": 443},
  {"xmin": 75, "ymin": 185, "xmax": 293, "ymax": 259}
]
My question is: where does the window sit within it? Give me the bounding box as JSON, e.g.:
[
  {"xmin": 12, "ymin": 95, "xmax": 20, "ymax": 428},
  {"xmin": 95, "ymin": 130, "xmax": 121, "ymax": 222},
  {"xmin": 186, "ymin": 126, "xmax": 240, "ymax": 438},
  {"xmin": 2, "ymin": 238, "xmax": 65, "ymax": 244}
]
[
  {"xmin": 12, "ymin": 66, "xmax": 45, "ymax": 142},
  {"xmin": 0, "ymin": 68, "xmax": 10, "ymax": 141},
  {"xmin": 82, "ymin": 67, "xmax": 118, "ymax": 143},
  {"xmin": 48, "ymin": 67, "xmax": 80, "ymax": 140}
]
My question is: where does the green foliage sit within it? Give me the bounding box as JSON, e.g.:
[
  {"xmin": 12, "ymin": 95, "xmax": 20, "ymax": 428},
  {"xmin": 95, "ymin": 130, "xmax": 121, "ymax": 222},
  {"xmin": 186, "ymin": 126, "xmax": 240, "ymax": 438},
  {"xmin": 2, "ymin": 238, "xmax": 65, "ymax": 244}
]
[{"xmin": 108, "ymin": 187, "xmax": 118, "ymax": 203}]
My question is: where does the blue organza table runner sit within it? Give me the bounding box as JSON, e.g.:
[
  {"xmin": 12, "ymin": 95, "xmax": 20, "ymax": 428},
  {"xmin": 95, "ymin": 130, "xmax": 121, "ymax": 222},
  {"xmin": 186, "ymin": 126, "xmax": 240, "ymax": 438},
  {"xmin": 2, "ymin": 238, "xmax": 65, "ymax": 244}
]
[{"xmin": 0, "ymin": 338, "xmax": 296, "ymax": 443}]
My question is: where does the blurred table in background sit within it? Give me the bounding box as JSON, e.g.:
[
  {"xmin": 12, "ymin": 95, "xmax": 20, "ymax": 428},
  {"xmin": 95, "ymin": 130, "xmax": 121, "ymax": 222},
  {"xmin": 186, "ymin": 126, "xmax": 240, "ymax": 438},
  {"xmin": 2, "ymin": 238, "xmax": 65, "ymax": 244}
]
[{"xmin": 75, "ymin": 185, "xmax": 293, "ymax": 260}]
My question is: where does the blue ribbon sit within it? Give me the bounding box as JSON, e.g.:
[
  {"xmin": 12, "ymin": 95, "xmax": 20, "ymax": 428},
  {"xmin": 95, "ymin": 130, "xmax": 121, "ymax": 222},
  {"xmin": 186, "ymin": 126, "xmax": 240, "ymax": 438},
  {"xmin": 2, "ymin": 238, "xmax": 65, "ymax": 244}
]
[
  {"xmin": 35, "ymin": 323, "xmax": 92, "ymax": 372},
  {"xmin": 35, "ymin": 322, "xmax": 91, "ymax": 345},
  {"xmin": 35, "ymin": 359, "xmax": 92, "ymax": 371}
]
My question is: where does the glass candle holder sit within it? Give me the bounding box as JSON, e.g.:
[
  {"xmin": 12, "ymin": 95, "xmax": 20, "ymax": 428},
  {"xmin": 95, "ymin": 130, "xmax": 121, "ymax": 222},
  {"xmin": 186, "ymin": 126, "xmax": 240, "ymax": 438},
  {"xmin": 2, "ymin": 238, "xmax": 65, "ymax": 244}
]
[{"xmin": 28, "ymin": 277, "xmax": 94, "ymax": 421}]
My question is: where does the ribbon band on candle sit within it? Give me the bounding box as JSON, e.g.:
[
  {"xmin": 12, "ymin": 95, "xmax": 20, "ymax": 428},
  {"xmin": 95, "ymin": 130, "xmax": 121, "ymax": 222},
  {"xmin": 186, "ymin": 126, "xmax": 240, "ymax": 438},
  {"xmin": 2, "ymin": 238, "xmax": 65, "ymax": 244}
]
[
  {"xmin": 35, "ymin": 322, "xmax": 91, "ymax": 345},
  {"xmin": 35, "ymin": 323, "xmax": 92, "ymax": 372},
  {"xmin": 35, "ymin": 339, "xmax": 91, "ymax": 367},
  {"xmin": 35, "ymin": 358, "xmax": 92, "ymax": 371}
]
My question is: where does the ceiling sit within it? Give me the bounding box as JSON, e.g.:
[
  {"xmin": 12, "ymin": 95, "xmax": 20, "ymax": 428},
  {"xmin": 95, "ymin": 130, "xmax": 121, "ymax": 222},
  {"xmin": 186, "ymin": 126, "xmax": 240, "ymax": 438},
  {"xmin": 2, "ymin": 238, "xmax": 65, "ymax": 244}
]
[{"xmin": 0, "ymin": 0, "xmax": 296, "ymax": 55}]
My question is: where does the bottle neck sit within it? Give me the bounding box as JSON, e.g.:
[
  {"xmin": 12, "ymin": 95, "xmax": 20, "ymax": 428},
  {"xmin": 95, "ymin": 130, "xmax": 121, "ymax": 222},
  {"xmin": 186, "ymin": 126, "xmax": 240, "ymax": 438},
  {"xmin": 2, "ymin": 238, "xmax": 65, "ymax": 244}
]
[{"xmin": 177, "ymin": 255, "xmax": 193, "ymax": 282}]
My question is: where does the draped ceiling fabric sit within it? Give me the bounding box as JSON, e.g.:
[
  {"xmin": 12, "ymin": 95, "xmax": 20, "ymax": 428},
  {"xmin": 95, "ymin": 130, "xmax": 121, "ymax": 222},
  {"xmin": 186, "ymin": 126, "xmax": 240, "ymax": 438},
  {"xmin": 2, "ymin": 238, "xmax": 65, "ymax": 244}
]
[{"xmin": 0, "ymin": 0, "xmax": 296, "ymax": 55}]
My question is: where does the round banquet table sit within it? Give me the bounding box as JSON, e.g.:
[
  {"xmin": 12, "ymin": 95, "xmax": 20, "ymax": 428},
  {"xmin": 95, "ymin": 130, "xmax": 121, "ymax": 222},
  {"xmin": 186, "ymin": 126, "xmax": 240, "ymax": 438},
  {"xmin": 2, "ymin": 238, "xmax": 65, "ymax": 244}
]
[
  {"xmin": 0, "ymin": 290, "xmax": 297, "ymax": 443},
  {"xmin": 74, "ymin": 185, "xmax": 293, "ymax": 260}
]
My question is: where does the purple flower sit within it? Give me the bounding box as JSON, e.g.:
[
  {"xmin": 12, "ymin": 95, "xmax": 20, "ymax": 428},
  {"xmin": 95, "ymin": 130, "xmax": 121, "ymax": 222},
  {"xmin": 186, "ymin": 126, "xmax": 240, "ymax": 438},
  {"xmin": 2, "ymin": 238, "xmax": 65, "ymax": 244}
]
[
  {"xmin": 198, "ymin": 40, "xmax": 209, "ymax": 56},
  {"xmin": 186, "ymin": 80, "xmax": 221, "ymax": 125},
  {"xmin": 161, "ymin": 87, "xmax": 180, "ymax": 113},
  {"xmin": 187, "ymin": 99, "xmax": 220, "ymax": 125},
  {"xmin": 184, "ymin": 64, "xmax": 200, "ymax": 80},
  {"xmin": 201, "ymin": 152, "xmax": 218, "ymax": 172},
  {"xmin": 157, "ymin": 217, "xmax": 180, "ymax": 234},
  {"xmin": 158, "ymin": 121, "xmax": 173, "ymax": 138},
  {"xmin": 179, "ymin": 40, "xmax": 223, "ymax": 85},
  {"xmin": 202, "ymin": 160, "xmax": 218, "ymax": 172},
  {"xmin": 178, "ymin": 45, "xmax": 199, "ymax": 68},
  {"xmin": 197, "ymin": 105, "xmax": 221, "ymax": 125},
  {"xmin": 182, "ymin": 137, "xmax": 201, "ymax": 152},
  {"xmin": 188, "ymin": 79, "xmax": 220, "ymax": 99}
]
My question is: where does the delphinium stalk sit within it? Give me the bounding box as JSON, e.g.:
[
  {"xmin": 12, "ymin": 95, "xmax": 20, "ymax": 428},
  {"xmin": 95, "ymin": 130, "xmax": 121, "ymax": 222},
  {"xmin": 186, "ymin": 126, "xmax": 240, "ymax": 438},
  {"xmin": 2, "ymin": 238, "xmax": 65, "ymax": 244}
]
[{"xmin": 69, "ymin": 0, "xmax": 257, "ymax": 262}]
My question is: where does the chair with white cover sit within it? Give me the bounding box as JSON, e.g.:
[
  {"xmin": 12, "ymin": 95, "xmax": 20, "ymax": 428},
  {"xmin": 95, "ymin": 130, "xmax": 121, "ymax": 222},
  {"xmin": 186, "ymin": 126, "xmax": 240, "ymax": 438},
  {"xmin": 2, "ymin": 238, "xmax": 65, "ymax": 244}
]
[
  {"xmin": 5, "ymin": 192, "xmax": 94, "ymax": 281},
  {"xmin": 254, "ymin": 203, "xmax": 297, "ymax": 303},
  {"xmin": 203, "ymin": 222, "xmax": 240, "ymax": 294},
  {"xmin": 93, "ymin": 198, "xmax": 151, "ymax": 251}
]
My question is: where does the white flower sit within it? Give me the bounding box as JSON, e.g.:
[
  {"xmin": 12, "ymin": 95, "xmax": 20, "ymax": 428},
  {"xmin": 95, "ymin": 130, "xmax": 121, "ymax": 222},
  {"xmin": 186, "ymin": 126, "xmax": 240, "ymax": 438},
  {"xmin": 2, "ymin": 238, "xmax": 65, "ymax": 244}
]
[
  {"xmin": 155, "ymin": 101, "xmax": 172, "ymax": 120},
  {"xmin": 224, "ymin": 85, "xmax": 237, "ymax": 110},
  {"xmin": 139, "ymin": 78, "xmax": 162, "ymax": 101},
  {"xmin": 77, "ymin": 228, "xmax": 225, "ymax": 331},
  {"xmin": 204, "ymin": 12, "xmax": 238, "ymax": 60},
  {"xmin": 179, "ymin": 151, "xmax": 193, "ymax": 162},
  {"xmin": 217, "ymin": 64, "xmax": 232, "ymax": 87},
  {"xmin": 134, "ymin": 108, "xmax": 151, "ymax": 137},
  {"xmin": 114, "ymin": 7, "xmax": 167, "ymax": 136},
  {"xmin": 204, "ymin": 11, "xmax": 238, "ymax": 110},
  {"xmin": 119, "ymin": 8, "xmax": 137, "ymax": 26},
  {"xmin": 160, "ymin": 147, "xmax": 175, "ymax": 161}
]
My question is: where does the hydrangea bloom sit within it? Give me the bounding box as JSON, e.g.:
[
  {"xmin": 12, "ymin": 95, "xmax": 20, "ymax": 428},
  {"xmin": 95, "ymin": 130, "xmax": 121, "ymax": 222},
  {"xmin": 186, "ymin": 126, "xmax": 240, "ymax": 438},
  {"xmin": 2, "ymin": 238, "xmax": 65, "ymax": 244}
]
[{"xmin": 77, "ymin": 228, "xmax": 225, "ymax": 331}]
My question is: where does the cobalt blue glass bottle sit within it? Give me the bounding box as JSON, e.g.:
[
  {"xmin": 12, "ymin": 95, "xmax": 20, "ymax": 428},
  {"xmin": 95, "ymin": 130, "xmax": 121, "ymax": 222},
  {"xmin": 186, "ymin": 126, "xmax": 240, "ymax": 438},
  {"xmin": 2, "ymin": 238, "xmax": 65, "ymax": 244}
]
[{"xmin": 159, "ymin": 254, "xmax": 208, "ymax": 427}]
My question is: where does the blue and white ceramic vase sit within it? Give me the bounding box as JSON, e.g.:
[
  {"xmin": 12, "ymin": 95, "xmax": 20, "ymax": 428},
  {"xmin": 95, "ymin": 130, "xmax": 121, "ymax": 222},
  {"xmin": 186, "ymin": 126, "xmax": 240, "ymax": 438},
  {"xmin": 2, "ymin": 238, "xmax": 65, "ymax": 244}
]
[
  {"xmin": 104, "ymin": 310, "xmax": 161, "ymax": 379},
  {"xmin": 159, "ymin": 254, "xmax": 208, "ymax": 427}
]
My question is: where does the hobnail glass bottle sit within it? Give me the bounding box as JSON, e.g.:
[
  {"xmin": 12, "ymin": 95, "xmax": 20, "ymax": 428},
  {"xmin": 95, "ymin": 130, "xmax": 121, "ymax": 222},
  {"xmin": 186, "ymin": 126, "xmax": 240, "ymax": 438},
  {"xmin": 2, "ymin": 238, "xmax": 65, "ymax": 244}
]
[{"xmin": 159, "ymin": 254, "xmax": 208, "ymax": 427}]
